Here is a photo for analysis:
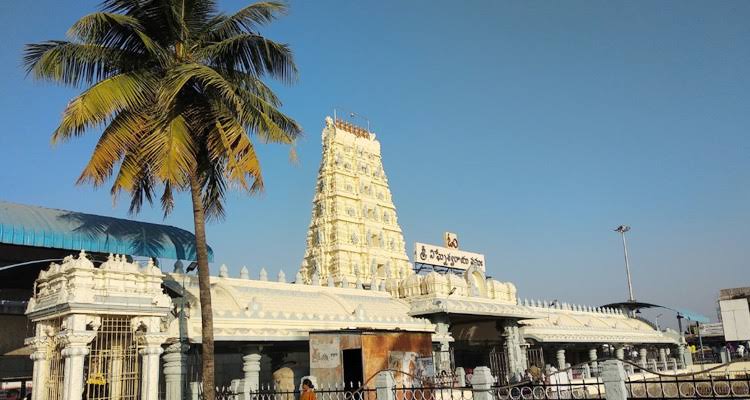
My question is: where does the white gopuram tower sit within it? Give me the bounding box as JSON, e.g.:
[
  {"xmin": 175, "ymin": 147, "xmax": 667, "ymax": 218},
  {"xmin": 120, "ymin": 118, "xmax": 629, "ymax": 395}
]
[{"xmin": 299, "ymin": 116, "xmax": 411, "ymax": 286}]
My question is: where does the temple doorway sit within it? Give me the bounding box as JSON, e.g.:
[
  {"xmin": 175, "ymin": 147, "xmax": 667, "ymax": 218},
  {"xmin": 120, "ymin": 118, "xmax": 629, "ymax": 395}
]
[{"xmin": 342, "ymin": 349, "xmax": 363, "ymax": 389}]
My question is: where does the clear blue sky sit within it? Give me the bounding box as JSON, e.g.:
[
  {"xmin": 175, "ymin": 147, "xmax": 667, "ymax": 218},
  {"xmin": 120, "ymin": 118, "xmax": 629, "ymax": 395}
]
[{"xmin": 1, "ymin": 1, "xmax": 748, "ymax": 325}]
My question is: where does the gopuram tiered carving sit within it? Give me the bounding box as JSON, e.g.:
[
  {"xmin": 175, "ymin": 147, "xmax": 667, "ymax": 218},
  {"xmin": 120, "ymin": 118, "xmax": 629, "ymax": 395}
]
[{"xmin": 299, "ymin": 116, "xmax": 411, "ymax": 286}]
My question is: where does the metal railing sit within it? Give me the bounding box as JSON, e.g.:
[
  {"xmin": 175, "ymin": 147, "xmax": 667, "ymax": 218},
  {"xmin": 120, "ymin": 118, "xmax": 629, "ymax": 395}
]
[
  {"xmin": 493, "ymin": 380, "xmax": 605, "ymax": 400},
  {"xmin": 200, "ymin": 385, "xmax": 376, "ymax": 400},
  {"xmin": 393, "ymin": 385, "xmax": 474, "ymax": 400},
  {"xmin": 191, "ymin": 358, "xmax": 750, "ymax": 400},
  {"xmin": 625, "ymin": 372, "xmax": 750, "ymax": 399}
]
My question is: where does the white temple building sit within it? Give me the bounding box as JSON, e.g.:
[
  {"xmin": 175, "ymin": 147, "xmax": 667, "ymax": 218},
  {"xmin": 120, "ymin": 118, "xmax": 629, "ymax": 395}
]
[{"xmin": 24, "ymin": 116, "xmax": 686, "ymax": 400}]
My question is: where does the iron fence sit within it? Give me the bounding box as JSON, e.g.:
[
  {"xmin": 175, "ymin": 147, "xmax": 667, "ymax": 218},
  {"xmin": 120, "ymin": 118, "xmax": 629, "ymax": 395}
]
[
  {"xmin": 200, "ymin": 385, "xmax": 376, "ymax": 400},
  {"xmin": 492, "ymin": 379, "xmax": 605, "ymax": 400},
  {"xmin": 393, "ymin": 385, "xmax": 474, "ymax": 400},
  {"xmin": 625, "ymin": 372, "xmax": 750, "ymax": 399}
]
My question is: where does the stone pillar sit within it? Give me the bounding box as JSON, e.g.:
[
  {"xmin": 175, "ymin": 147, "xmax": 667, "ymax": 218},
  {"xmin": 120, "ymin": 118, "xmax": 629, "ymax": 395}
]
[
  {"xmin": 502, "ymin": 322, "xmax": 527, "ymax": 376},
  {"xmin": 455, "ymin": 367, "xmax": 466, "ymax": 387},
  {"xmin": 437, "ymin": 342, "xmax": 451, "ymax": 373},
  {"xmin": 433, "ymin": 318, "xmax": 453, "ymax": 374},
  {"xmin": 26, "ymin": 337, "xmax": 49, "ymax": 400},
  {"xmin": 639, "ymin": 348, "xmax": 648, "ymax": 368},
  {"xmin": 241, "ymin": 348, "xmax": 262, "ymax": 399},
  {"xmin": 375, "ymin": 371, "xmax": 395, "ymax": 400},
  {"xmin": 60, "ymin": 335, "xmax": 94, "ymax": 400},
  {"xmin": 556, "ymin": 349, "xmax": 566, "ymax": 370},
  {"xmin": 615, "ymin": 346, "xmax": 625, "ymax": 360},
  {"xmin": 601, "ymin": 360, "xmax": 627, "ymax": 400},
  {"xmin": 658, "ymin": 348, "xmax": 667, "ymax": 370},
  {"xmin": 189, "ymin": 382, "xmax": 201, "ymax": 400},
  {"xmin": 589, "ymin": 347, "xmax": 598, "ymax": 370},
  {"xmin": 140, "ymin": 345, "xmax": 164, "ymax": 400},
  {"xmin": 163, "ymin": 343, "xmax": 189, "ymax": 400},
  {"xmin": 469, "ymin": 367, "xmax": 494, "ymax": 400},
  {"xmin": 135, "ymin": 317, "xmax": 169, "ymax": 400},
  {"xmin": 582, "ymin": 364, "xmax": 591, "ymax": 379},
  {"xmin": 677, "ymin": 342, "xmax": 691, "ymax": 367}
]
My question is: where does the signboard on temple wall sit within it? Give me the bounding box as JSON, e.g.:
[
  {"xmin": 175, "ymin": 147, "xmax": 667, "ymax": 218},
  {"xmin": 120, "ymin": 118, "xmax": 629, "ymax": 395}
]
[
  {"xmin": 414, "ymin": 242, "xmax": 485, "ymax": 271},
  {"xmin": 310, "ymin": 335, "xmax": 341, "ymax": 369}
]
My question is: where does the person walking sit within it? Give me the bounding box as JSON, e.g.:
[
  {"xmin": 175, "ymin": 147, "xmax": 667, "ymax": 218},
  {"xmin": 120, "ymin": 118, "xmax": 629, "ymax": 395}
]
[{"xmin": 301, "ymin": 379, "xmax": 316, "ymax": 400}]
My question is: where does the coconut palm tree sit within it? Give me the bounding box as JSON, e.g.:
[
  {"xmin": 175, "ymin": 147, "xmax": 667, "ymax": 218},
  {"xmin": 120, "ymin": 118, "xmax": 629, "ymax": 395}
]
[{"xmin": 24, "ymin": 1, "xmax": 301, "ymax": 397}]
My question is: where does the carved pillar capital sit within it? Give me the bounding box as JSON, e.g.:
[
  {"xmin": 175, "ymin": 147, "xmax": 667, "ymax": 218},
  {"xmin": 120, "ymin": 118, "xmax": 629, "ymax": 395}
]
[{"xmin": 58, "ymin": 330, "xmax": 96, "ymax": 353}]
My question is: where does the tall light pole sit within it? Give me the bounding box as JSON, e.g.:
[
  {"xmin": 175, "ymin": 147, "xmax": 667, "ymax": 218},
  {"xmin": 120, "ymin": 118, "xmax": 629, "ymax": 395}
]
[{"xmin": 614, "ymin": 225, "xmax": 635, "ymax": 302}]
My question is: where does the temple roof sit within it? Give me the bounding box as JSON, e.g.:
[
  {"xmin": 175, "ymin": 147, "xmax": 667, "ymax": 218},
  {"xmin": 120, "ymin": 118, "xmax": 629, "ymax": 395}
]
[
  {"xmin": 165, "ymin": 273, "xmax": 435, "ymax": 342},
  {"xmin": 0, "ymin": 200, "xmax": 211, "ymax": 261}
]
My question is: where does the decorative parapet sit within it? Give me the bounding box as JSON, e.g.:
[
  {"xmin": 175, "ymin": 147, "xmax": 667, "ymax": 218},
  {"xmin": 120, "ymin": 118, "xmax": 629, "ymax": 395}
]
[
  {"xmin": 190, "ymin": 260, "xmax": 674, "ymax": 344},
  {"xmin": 163, "ymin": 270, "xmax": 435, "ymax": 342},
  {"xmin": 26, "ymin": 251, "xmax": 172, "ymax": 321}
]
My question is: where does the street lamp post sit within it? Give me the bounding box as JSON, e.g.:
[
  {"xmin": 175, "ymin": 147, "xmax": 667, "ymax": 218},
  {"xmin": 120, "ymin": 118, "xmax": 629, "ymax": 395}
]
[{"xmin": 614, "ymin": 225, "xmax": 635, "ymax": 302}]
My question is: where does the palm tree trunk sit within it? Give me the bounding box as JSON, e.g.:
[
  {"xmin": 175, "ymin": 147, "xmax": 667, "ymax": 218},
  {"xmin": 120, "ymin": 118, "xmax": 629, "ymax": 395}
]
[{"xmin": 189, "ymin": 174, "xmax": 215, "ymax": 400}]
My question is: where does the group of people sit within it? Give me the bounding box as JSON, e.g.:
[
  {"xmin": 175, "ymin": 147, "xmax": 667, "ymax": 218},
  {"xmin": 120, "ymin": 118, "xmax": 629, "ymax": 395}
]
[
  {"xmin": 507, "ymin": 365, "xmax": 544, "ymax": 385},
  {"xmin": 725, "ymin": 342, "xmax": 747, "ymax": 359}
]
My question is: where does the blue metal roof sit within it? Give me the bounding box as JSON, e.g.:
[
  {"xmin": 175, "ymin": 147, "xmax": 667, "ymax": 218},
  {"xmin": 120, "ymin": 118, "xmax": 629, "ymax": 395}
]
[
  {"xmin": 0, "ymin": 200, "xmax": 212, "ymax": 262},
  {"xmin": 676, "ymin": 309, "xmax": 710, "ymax": 323}
]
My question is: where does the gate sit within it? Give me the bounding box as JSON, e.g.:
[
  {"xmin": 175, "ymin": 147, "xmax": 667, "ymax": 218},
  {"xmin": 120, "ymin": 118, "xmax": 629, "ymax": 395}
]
[
  {"xmin": 489, "ymin": 348, "xmax": 509, "ymax": 384},
  {"xmin": 526, "ymin": 348, "xmax": 545, "ymax": 369},
  {"xmin": 44, "ymin": 320, "xmax": 65, "ymax": 400},
  {"xmin": 84, "ymin": 316, "xmax": 141, "ymax": 400}
]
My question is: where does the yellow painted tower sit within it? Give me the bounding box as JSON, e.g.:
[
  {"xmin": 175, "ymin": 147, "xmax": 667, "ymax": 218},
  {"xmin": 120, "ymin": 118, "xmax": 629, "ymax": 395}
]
[{"xmin": 299, "ymin": 116, "xmax": 411, "ymax": 286}]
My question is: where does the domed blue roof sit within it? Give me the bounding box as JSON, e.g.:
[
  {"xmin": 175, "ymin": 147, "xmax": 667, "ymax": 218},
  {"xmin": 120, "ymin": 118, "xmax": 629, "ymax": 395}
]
[{"xmin": 0, "ymin": 200, "xmax": 212, "ymax": 261}]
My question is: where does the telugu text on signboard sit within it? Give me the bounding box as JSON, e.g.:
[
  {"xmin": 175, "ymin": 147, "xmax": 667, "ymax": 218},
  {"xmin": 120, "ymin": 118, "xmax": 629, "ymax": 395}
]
[
  {"xmin": 310, "ymin": 336, "xmax": 341, "ymax": 369},
  {"xmin": 414, "ymin": 242, "xmax": 485, "ymax": 271}
]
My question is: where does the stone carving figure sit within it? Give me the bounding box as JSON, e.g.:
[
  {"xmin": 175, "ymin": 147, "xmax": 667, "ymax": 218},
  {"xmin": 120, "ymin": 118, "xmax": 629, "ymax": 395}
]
[{"xmin": 273, "ymin": 367, "xmax": 295, "ymax": 399}]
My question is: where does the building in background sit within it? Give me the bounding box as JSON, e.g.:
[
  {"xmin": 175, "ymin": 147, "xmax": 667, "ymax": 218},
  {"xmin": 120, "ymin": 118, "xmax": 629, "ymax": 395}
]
[{"xmin": 719, "ymin": 287, "xmax": 750, "ymax": 344}]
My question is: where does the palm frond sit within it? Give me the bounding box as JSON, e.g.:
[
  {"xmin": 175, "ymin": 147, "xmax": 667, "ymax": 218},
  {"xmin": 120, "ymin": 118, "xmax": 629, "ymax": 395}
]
[
  {"xmin": 78, "ymin": 110, "xmax": 152, "ymax": 186},
  {"xmin": 52, "ymin": 71, "xmax": 155, "ymax": 142},
  {"xmin": 68, "ymin": 12, "xmax": 167, "ymax": 62},
  {"xmin": 141, "ymin": 114, "xmax": 196, "ymax": 188},
  {"xmin": 199, "ymin": 159, "xmax": 229, "ymax": 221},
  {"xmin": 202, "ymin": 2, "xmax": 287, "ymax": 40},
  {"xmin": 160, "ymin": 63, "xmax": 246, "ymax": 120},
  {"xmin": 200, "ymin": 33, "xmax": 297, "ymax": 83},
  {"xmin": 23, "ymin": 41, "xmax": 129, "ymax": 86},
  {"xmin": 110, "ymin": 144, "xmax": 153, "ymax": 212},
  {"xmin": 160, "ymin": 181, "xmax": 175, "ymax": 216},
  {"xmin": 231, "ymin": 85, "xmax": 301, "ymax": 144},
  {"xmin": 176, "ymin": 0, "xmax": 219, "ymax": 36}
]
